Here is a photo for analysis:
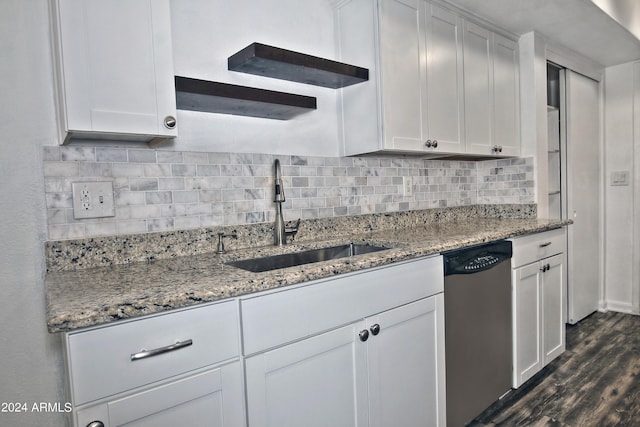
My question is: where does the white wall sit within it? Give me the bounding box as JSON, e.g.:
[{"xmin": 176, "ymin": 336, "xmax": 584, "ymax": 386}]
[
  {"xmin": 0, "ymin": 1, "xmax": 68, "ymax": 426},
  {"xmin": 169, "ymin": 0, "xmax": 341, "ymax": 156},
  {"xmin": 603, "ymin": 62, "xmax": 638, "ymax": 314}
]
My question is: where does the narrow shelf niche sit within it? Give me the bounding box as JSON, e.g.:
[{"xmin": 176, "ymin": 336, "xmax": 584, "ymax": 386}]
[
  {"xmin": 228, "ymin": 42, "xmax": 369, "ymax": 89},
  {"xmin": 174, "ymin": 76, "xmax": 317, "ymax": 120}
]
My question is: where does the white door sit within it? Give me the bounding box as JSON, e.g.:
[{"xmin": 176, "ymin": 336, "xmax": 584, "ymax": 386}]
[
  {"xmin": 565, "ymin": 70, "xmax": 601, "ymax": 324},
  {"xmin": 542, "ymin": 254, "xmax": 566, "ymax": 363},
  {"xmin": 512, "ymin": 262, "xmax": 542, "ymax": 388},
  {"xmin": 244, "ymin": 322, "xmax": 368, "ymax": 427},
  {"xmin": 366, "ymin": 295, "xmax": 446, "ymax": 427}
]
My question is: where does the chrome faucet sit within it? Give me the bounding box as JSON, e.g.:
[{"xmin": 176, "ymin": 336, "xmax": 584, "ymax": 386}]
[{"xmin": 273, "ymin": 159, "xmax": 300, "ymax": 246}]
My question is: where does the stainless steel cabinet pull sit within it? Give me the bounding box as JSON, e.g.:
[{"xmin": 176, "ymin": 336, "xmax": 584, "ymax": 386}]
[
  {"xmin": 130, "ymin": 339, "xmax": 193, "ymax": 361},
  {"xmin": 539, "ymin": 242, "xmax": 552, "ymax": 248}
]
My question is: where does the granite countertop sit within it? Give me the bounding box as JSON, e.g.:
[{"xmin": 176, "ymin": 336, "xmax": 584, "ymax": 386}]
[{"xmin": 45, "ymin": 214, "xmax": 569, "ymax": 333}]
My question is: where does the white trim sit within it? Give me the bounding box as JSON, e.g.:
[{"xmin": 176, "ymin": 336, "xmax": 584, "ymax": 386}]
[{"xmin": 633, "ymin": 61, "xmax": 640, "ymax": 315}]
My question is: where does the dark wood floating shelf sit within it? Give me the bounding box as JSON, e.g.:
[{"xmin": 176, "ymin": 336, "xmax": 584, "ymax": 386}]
[
  {"xmin": 228, "ymin": 43, "xmax": 369, "ymax": 89},
  {"xmin": 174, "ymin": 76, "xmax": 317, "ymax": 120}
]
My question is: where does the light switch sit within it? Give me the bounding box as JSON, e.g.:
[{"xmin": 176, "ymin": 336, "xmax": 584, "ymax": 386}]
[{"xmin": 610, "ymin": 171, "xmax": 630, "ymax": 186}]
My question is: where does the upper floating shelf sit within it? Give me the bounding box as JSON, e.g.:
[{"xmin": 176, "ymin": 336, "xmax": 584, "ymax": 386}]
[
  {"xmin": 174, "ymin": 76, "xmax": 317, "ymax": 120},
  {"xmin": 228, "ymin": 43, "xmax": 369, "ymax": 89}
]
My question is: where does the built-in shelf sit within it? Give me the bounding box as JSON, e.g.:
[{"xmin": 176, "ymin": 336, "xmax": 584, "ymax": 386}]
[
  {"xmin": 228, "ymin": 43, "xmax": 369, "ymax": 89},
  {"xmin": 174, "ymin": 76, "xmax": 317, "ymax": 120}
]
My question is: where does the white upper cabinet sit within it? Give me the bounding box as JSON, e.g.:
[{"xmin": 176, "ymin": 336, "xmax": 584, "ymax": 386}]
[
  {"xmin": 335, "ymin": 0, "xmax": 463, "ymax": 156},
  {"xmin": 334, "ymin": 0, "xmax": 519, "ymax": 158},
  {"xmin": 51, "ymin": 0, "xmax": 178, "ymax": 144},
  {"xmin": 463, "ymin": 22, "xmax": 520, "ymax": 157}
]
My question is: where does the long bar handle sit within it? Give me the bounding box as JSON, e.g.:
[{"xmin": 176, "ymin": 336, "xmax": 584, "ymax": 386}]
[
  {"xmin": 130, "ymin": 339, "xmax": 193, "ymax": 361},
  {"xmin": 539, "ymin": 242, "xmax": 552, "ymax": 248}
]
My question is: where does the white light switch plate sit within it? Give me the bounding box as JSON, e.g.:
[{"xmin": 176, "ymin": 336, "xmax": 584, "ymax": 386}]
[
  {"xmin": 610, "ymin": 171, "xmax": 630, "ymax": 186},
  {"xmin": 402, "ymin": 177, "xmax": 413, "ymax": 196},
  {"xmin": 72, "ymin": 181, "xmax": 115, "ymax": 219}
]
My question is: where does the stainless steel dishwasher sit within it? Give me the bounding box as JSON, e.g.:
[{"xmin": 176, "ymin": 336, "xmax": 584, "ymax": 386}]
[{"xmin": 443, "ymin": 240, "xmax": 513, "ymax": 427}]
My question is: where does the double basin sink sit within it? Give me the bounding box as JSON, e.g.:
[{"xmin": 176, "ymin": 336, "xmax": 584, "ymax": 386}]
[{"xmin": 227, "ymin": 243, "xmax": 389, "ymax": 273}]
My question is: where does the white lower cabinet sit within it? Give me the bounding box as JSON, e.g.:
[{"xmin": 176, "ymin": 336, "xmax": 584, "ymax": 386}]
[
  {"xmin": 65, "ymin": 256, "xmax": 446, "ymax": 427},
  {"xmin": 65, "ymin": 301, "xmax": 245, "ymax": 427},
  {"xmin": 242, "ymin": 256, "xmax": 446, "ymax": 427},
  {"xmin": 511, "ymin": 229, "xmax": 566, "ymax": 388}
]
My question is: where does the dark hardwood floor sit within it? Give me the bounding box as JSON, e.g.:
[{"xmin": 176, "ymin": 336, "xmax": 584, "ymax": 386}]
[{"xmin": 469, "ymin": 311, "xmax": 640, "ymax": 427}]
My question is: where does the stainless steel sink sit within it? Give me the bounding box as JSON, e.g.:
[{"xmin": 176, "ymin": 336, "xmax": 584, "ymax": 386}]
[{"xmin": 226, "ymin": 243, "xmax": 389, "ymax": 273}]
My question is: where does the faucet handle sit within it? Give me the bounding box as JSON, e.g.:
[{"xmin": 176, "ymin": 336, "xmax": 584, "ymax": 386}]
[{"xmin": 285, "ymin": 218, "xmax": 301, "ymax": 241}]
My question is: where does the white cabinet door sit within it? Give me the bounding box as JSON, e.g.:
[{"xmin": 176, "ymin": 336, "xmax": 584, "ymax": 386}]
[
  {"xmin": 512, "ymin": 262, "xmax": 542, "ymax": 388},
  {"xmin": 245, "ymin": 322, "xmax": 368, "ymax": 427},
  {"xmin": 76, "ymin": 363, "xmax": 245, "ymax": 427},
  {"xmin": 492, "ymin": 34, "xmax": 520, "ymax": 157},
  {"xmin": 463, "ymin": 21, "xmax": 493, "ymax": 155},
  {"xmin": 379, "ymin": 0, "xmax": 427, "ymax": 152},
  {"xmin": 423, "ymin": 3, "xmax": 464, "ymax": 154},
  {"xmin": 367, "ymin": 295, "xmax": 446, "ymax": 427},
  {"xmin": 53, "ymin": 0, "xmax": 177, "ymax": 143},
  {"xmin": 512, "ymin": 252, "xmax": 565, "ymax": 388},
  {"xmin": 542, "ymin": 254, "xmax": 565, "ymax": 364},
  {"xmin": 464, "ymin": 25, "xmax": 520, "ymax": 157}
]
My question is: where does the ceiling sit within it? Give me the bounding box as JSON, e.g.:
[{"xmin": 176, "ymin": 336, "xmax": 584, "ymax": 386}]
[{"xmin": 446, "ymin": 0, "xmax": 640, "ymax": 67}]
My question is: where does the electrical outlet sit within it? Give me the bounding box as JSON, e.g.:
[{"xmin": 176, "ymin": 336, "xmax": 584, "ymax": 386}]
[
  {"xmin": 402, "ymin": 177, "xmax": 413, "ymax": 196},
  {"xmin": 72, "ymin": 181, "xmax": 115, "ymax": 219}
]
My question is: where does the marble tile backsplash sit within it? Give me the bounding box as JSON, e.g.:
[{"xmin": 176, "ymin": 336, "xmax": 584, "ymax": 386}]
[{"xmin": 43, "ymin": 146, "xmax": 534, "ymax": 240}]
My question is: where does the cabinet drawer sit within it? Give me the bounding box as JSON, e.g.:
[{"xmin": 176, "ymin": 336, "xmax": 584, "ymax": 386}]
[
  {"xmin": 67, "ymin": 301, "xmax": 239, "ymax": 406},
  {"xmin": 510, "ymin": 228, "xmax": 566, "ymax": 268},
  {"xmin": 241, "ymin": 255, "xmax": 443, "ymax": 355}
]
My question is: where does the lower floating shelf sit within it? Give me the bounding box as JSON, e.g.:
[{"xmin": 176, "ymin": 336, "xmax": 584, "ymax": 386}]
[{"xmin": 174, "ymin": 76, "xmax": 317, "ymax": 120}]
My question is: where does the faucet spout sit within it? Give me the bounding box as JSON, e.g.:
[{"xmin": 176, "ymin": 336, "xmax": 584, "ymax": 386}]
[
  {"xmin": 274, "ymin": 159, "xmax": 286, "ymax": 246},
  {"xmin": 273, "ymin": 159, "xmax": 299, "ymax": 246},
  {"xmin": 274, "ymin": 159, "xmax": 285, "ymax": 203}
]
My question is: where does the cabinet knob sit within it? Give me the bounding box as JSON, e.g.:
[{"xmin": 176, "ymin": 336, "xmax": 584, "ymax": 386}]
[
  {"xmin": 359, "ymin": 329, "xmax": 370, "ymax": 342},
  {"xmin": 163, "ymin": 115, "xmax": 177, "ymax": 129},
  {"xmin": 425, "ymin": 140, "xmax": 432, "ymax": 148},
  {"xmin": 370, "ymin": 324, "xmax": 381, "ymax": 336},
  {"xmin": 498, "ymin": 145, "xmax": 503, "ymax": 153},
  {"xmin": 87, "ymin": 422, "xmax": 105, "ymax": 427},
  {"xmin": 432, "ymin": 140, "xmax": 438, "ymax": 148}
]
